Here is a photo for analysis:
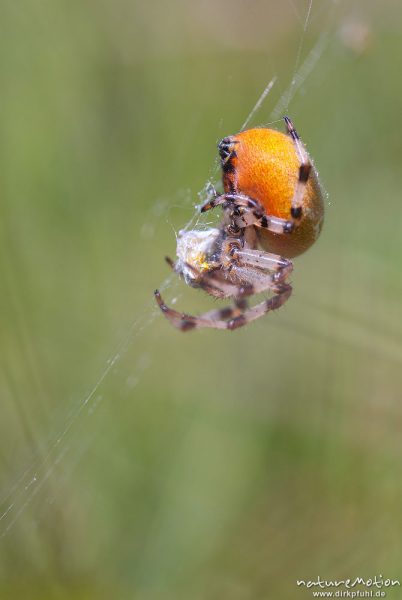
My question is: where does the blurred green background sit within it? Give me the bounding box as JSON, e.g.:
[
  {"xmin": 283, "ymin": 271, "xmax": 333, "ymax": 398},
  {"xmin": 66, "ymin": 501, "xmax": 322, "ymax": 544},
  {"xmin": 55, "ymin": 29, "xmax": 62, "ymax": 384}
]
[{"xmin": 1, "ymin": 1, "xmax": 402, "ymax": 598}]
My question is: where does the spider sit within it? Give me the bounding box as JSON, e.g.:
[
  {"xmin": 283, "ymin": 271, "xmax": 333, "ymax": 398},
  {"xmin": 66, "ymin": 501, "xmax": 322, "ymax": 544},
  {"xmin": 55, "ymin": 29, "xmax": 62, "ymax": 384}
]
[{"xmin": 155, "ymin": 116, "xmax": 324, "ymax": 331}]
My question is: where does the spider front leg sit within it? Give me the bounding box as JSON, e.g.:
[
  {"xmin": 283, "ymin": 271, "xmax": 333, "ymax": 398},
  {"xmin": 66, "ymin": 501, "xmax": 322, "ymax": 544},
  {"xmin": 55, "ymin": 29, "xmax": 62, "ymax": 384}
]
[
  {"xmin": 201, "ymin": 192, "xmax": 300, "ymax": 235},
  {"xmin": 200, "ymin": 192, "xmax": 262, "ymax": 214}
]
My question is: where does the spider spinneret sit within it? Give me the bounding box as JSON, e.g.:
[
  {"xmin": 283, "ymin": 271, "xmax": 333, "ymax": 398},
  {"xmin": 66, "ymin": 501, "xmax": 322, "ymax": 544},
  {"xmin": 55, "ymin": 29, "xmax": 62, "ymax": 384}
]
[{"xmin": 155, "ymin": 116, "xmax": 324, "ymax": 331}]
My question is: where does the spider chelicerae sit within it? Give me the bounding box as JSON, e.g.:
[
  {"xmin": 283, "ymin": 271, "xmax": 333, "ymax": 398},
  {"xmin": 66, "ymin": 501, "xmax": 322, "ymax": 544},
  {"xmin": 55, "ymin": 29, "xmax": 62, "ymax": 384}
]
[{"xmin": 155, "ymin": 116, "xmax": 324, "ymax": 331}]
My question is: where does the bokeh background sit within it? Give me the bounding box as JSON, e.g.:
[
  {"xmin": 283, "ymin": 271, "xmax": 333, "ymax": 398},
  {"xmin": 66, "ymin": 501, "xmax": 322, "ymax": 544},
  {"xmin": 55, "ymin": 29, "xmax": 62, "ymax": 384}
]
[{"xmin": 1, "ymin": 1, "xmax": 402, "ymax": 598}]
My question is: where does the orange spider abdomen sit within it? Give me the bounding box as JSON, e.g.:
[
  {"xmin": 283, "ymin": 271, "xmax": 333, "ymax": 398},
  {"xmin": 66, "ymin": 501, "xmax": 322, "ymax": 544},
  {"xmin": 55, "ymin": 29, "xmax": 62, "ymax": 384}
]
[{"xmin": 222, "ymin": 127, "xmax": 324, "ymax": 258}]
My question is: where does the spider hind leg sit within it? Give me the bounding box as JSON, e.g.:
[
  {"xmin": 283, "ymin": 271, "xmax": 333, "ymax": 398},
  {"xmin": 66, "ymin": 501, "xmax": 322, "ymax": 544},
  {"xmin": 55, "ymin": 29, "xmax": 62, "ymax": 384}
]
[{"xmin": 154, "ymin": 284, "xmax": 292, "ymax": 332}]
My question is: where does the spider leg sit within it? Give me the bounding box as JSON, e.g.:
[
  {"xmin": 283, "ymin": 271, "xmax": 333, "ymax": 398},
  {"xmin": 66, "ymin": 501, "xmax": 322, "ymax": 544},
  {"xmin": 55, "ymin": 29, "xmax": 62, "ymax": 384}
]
[
  {"xmin": 200, "ymin": 193, "xmax": 262, "ymax": 214},
  {"xmin": 232, "ymin": 206, "xmax": 297, "ymax": 234},
  {"xmin": 164, "ymin": 231, "xmax": 292, "ymax": 299},
  {"xmin": 200, "ymin": 298, "xmax": 247, "ymax": 320},
  {"xmin": 155, "ymin": 290, "xmax": 231, "ymax": 331},
  {"xmin": 232, "ymin": 248, "xmax": 293, "ymax": 282},
  {"xmin": 157, "ymin": 248, "xmax": 293, "ymax": 330},
  {"xmin": 182, "ymin": 260, "xmax": 290, "ymax": 299},
  {"xmin": 283, "ymin": 115, "xmax": 312, "ymax": 221},
  {"xmin": 160, "ymin": 255, "xmax": 247, "ymax": 299},
  {"xmin": 165, "ymin": 256, "xmax": 176, "ymax": 270},
  {"xmin": 162, "ymin": 256, "xmax": 242, "ymax": 297},
  {"xmin": 226, "ymin": 284, "xmax": 292, "ymax": 330},
  {"xmin": 155, "ymin": 284, "xmax": 291, "ymax": 331},
  {"xmin": 200, "ymin": 188, "xmax": 295, "ymax": 234},
  {"xmin": 182, "ymin": 262, "xmax": 255, "ymax": 298}
]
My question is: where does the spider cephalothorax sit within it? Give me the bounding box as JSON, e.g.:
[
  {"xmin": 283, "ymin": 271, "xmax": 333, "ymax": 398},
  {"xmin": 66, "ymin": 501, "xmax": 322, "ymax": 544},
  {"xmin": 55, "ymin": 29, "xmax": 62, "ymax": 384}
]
[{"xmin": 155, "ymin": 116, "xmax": 324, "ymax": 331}]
